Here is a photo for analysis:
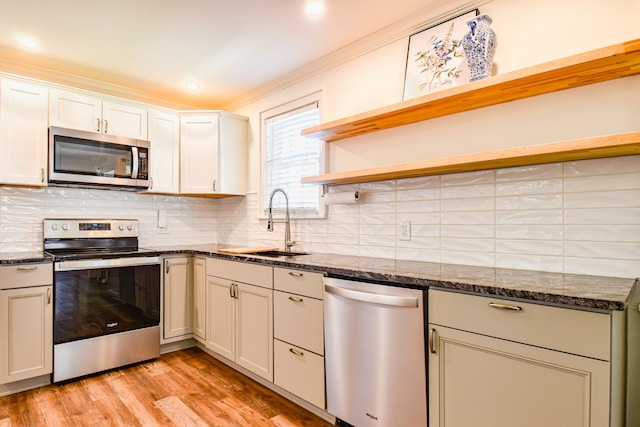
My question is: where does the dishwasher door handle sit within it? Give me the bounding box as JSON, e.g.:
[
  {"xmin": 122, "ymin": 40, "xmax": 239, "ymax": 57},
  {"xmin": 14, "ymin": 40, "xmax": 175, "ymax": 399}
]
[{"xmin": 324, "ymin": 283, "xmax": 419, "ymax": 307}]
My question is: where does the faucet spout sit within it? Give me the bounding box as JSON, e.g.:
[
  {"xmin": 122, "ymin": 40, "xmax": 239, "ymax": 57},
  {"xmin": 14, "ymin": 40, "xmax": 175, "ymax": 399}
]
[{"xmin": 267, "ymin": 188, "xmax": 294, "ymax": 252}]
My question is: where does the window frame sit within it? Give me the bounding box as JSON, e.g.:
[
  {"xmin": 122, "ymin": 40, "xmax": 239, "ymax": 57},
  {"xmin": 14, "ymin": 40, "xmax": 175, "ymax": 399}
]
[{"xmin": 259, "ymin": 91, "xmax": 326, "ymax": 220}]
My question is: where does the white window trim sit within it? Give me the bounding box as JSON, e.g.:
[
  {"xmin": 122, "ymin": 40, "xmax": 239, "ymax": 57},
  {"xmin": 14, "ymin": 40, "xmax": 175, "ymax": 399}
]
[{"xmin": 258, "ymin": 90, "xmax": 326, "ymax": 220}]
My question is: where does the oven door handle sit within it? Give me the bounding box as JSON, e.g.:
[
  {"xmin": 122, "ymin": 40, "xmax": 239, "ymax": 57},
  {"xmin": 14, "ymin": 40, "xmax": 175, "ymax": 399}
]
[{"xmin": 55, "ymin": 256, "xmax": 160, "ymax": 271}]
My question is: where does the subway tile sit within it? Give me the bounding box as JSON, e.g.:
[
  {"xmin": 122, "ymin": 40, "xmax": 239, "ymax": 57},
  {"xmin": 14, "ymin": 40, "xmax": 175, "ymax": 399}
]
[
  {"xmin": 564, "ymin": 155, "xmax": 640, "ymax": 177},
  {"xmin": 564, "ymin": 241, "xmax": 640, "ymax": 261},
  {"xmin": 396, "ymin": 176, "xmax": 439, "ymax": 190},
  {"xmin": 441, "ymin": 183, "xmax": 495, "ymax": 199},
  {"xmin": 441, "ymin": 224, "xmax": 494, "ymax": 238},
  {"xmin": 565, "ymin": 207, "xmax": 640, "ymax": 225},
  {"xmin": 496, "ymin": 210, "xmax": 563, "ymax": 225},
  {"xmin": 564, "ymin": 172, "xmax": 640, "ymax": 193},
  {"xmin": 495, "ymin": 179, "xmax": 563, "ymax": 196},
  {"xmin": 441, "ymin": 197, "xmax": 494, "ymax": 212},
  {"xmin": 564, "ymin": 225, "xmax": 640, "ymax": 243},
  {"xmin": 496, "ymin": 194, "xmax": 562, "ymax": 210},
  {"xmin": 496, "ymin": 163, "xmax": 563, "ymax": 182},
  {"xmin": 441, "ymin": 170, "xmax": 494, "ymax": 187},
  {"xmin": 441, "ymin": 250, "xmax": 495, "ymax": 267},
  {"xmin": 496, "ymin": 224, "xmax": 563, "ymax": 240},
  {"xmin": 564, "ymin": 190, "xmax": 640, "ymax": 209},
  {"xmin": 496, "ymin": 239, "xmax": 563, "ymax": 256}
]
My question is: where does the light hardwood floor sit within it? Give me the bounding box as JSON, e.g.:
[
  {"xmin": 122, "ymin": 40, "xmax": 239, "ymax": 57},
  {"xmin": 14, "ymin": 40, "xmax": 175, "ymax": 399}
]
[{"xmin": 0, "ymin": 347, "xmax": 333, "ymax": 426}]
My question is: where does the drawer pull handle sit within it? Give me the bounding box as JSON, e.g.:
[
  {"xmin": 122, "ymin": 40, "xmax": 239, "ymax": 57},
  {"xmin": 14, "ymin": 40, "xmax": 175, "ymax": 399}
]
[
  {"xmin": 429, "ymin": 328, "xmax": 438, "ymax": 354},
  {"xmin": 288, "ymin": 296, "xmax": 303, "ymax": 302},
  {"xmin": 289, "ymin": 348, "xmax": 304, "ymax": 357},
  {"xmin": 16, "ymin": 266, "xmax": 38, "ymax": 271},
  {"xmin": 488, "ymin": 302, "xmax": 522, "ymax": 311},
  {"xmin": 288, "ymin": 271, "xmax": 303, "ymax": 277}
]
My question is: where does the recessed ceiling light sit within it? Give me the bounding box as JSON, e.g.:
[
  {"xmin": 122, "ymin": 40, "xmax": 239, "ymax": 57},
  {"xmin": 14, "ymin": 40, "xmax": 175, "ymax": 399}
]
[
  {"xmin": 185, "ymin": 81, "xmax": 200, "ymax": 91},
  {"xmin": 18, "ymin": 37, "xmax": 38, "ymax": 49},
  {"xmin": 305, "ymin": 0, "xmax": 325, "ymax": 16}
]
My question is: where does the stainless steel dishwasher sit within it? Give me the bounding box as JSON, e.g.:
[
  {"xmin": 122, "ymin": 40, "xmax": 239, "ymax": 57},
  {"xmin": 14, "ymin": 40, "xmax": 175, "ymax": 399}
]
[{"xmin": 324, "ymin": 277, "xmax": 427, "ymax": 427}]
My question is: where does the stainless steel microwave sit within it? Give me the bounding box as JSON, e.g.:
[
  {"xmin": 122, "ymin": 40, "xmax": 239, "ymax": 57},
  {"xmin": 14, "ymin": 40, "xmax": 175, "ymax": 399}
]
[{"xmin": 48, "ymin": 126, "xmax": 150, "ymax": 190}]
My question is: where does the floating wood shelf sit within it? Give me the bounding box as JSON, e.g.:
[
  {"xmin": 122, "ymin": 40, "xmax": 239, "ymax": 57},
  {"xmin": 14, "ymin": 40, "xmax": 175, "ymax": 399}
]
[
  {"xmin": 301, "ymin": 132, "xmax": 640, "ymax": 185},
  {"xmin": 302, "ymin": 39, "xmax": 640, "ymax": 143}
]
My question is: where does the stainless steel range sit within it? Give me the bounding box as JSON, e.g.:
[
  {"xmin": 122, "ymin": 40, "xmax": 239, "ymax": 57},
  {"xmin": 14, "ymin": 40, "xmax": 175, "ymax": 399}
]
[{"xmin": 44, "ymin": 219, "xmax": 161, "ymax": 383}]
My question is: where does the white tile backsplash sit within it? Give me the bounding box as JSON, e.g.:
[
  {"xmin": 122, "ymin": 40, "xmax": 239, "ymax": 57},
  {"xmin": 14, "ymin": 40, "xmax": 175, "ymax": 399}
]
[{"xmin": 2, "ymin": 155, "xmax": 639, "ymax": 278}]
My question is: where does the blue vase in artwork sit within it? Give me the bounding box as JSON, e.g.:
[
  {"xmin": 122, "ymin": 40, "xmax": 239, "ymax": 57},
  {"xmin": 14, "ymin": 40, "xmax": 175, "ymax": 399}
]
[{"xmin": 462, "ymin": 14, "xmax": 497, "ymax": 82}]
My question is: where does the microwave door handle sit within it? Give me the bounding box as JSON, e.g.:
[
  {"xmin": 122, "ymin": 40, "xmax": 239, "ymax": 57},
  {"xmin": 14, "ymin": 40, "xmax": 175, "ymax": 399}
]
[{"xmin": 131, "ymin": 147, "xmax": 139, "ymax": 179}]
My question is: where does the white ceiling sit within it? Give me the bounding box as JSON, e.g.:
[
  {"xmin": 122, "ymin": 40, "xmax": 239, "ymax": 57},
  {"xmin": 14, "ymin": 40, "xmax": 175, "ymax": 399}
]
[{"xmin": 0, "ymin": 0, "xmax": 449, "ymax": 110}]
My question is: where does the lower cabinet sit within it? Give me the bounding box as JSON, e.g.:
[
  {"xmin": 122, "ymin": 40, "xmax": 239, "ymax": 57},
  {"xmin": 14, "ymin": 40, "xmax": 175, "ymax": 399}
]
[
  {"xmin": 273, "ymin": 267, "xmax": 325, "ymax": 408},
  {"xmin": 0, "ymin": 263, "xmax": 53, "ymax": 384},
  {"xmin": 162, "ymin": 256, "xmax": 192, "ymax": 341},
  {"xmin": 192, "ymin": 257, "xmax": 206, "ymax": 341},
  {"xmin": 428, "ymin": 289, "xmax": 617, "ymax": 427},
  {"xmin": 205, "ymin": 258, "xmax": 273, "ymax": 381}
]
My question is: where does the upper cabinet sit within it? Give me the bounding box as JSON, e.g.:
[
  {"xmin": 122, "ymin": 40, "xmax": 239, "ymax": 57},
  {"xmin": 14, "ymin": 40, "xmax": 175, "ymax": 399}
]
[
  {"xmin": 49, "ymin": 89, "xmax": 148, "ymax": 140},
  {"xmin": 179, "ymin": 111, "xmax": 248, "ymax": 197},
  {"xmin": 147, "ymin": 109, "xmax": 180, "ymax": 194},
  {"xmin": 0, "ymin": 78, "xmax": 49, "ymax": 186}
]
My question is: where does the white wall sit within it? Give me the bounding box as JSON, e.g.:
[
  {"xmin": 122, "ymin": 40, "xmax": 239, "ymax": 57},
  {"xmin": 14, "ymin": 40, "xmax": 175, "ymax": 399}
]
[{"xmin": 226, "ymin": 0, "xmax": 640, "ymax": 278}]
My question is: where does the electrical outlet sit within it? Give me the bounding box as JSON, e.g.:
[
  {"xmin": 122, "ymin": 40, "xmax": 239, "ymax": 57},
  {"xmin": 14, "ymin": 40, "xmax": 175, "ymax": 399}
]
[
  {"xmin": 399, "ymin": 221, "xmax": 411, "ymax": 241},
  {"xmin": 158, "ymin": 226, "xmax": 169, "ymax": 234}
]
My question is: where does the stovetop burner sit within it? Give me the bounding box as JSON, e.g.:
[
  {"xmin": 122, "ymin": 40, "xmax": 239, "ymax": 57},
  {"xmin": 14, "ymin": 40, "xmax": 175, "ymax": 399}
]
[{"xmin": 43, "ymin": 218, "xmax": 158, "ymax": 260}]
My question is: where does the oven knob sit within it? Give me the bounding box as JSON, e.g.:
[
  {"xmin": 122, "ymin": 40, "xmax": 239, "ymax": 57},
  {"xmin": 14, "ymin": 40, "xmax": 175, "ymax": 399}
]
[
  {"xmin": 127, "ymin": 224, "xmax": 133, "ymax": 231},
  {"xmin": 118, "ymin": 224, "xmax": 125, "ymax": 231},
  {"xmin": 51, "ymin": 224, "xmax": 59, "ymax": 230},
  {"xmin": 62, "ymin": 224, "xmax": 69, "ymax": 231}
]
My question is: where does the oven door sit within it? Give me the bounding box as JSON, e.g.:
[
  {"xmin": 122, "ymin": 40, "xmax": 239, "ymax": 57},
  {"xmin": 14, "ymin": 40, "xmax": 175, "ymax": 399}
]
[{"xmin": 53, "ymin": 256, "xmax": 160, "ymax": 345}]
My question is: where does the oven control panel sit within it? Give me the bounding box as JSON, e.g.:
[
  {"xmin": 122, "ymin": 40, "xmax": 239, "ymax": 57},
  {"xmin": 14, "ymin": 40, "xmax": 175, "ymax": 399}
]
[{"xmin": 44, "ymin": 219, "xmax": 139, "ymax": 239}]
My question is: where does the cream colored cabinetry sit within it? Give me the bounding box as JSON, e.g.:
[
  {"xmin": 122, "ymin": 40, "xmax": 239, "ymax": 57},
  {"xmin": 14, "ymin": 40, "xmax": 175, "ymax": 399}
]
[
  {"xmin": 205, "ymin": 258, "xmax": 273, "ymax": 380},
  {"xmin": 49, "ymin": 88, "xmax": 148, "ymax": 139},
  {"xmin": 0, "ymin": 78, "xmax": 48, "ymax": 186},
  {"xmin": 192, "ymin": 257, "xmax": 206, "ymax": 341},
  {"xmin": 0, "ymin": 263, "xmax": 53, "ymax": 384},
  {"xmin": 428, "ymin": 289, "xmax": 618, "ymax": 427},
  {"xmin": 179, "ymin": 112, "xmax": 247, "ymax": 196},
  {"xmin": 162, "ymin": 257, "xmax": 192, "ymax": 341},
  {"xmin": 273, "ymin": 267, "xmax": 325, "ymax": 408},
  {"xmin": 147, "ymin": 109, "xmax": 180, "ymax": 194}
]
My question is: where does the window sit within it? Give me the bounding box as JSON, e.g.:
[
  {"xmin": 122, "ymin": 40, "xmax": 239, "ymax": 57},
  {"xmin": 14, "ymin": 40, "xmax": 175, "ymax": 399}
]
[{"xmin": 261, "ymin": 92, "xmax": 324, "ymax": 218}]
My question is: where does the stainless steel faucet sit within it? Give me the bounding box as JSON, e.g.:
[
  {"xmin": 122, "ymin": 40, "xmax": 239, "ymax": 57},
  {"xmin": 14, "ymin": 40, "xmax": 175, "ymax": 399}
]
[{"xmin": 267, "ymin": 188, "xmax": 295, "ymax": 252}]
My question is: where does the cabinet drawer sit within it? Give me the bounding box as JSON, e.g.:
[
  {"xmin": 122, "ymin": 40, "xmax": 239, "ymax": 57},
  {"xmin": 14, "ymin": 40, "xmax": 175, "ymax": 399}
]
[
  {"xmin": 273, "ymin": 267, "xmax": 323, "ymax": 299},
  {"xmin": 429, "ymin": 289, "xmax": 611, "ymax": 360},
  {"xmin": 274, "ymin": 339, "xmax": 325, "ymax": 409},
  {"xmin": 274, "ymin": 290, "xmax": 324, "ymax": 355},
  {"xmin": 0, "ymin": 263, "xmax": 53, "ymax": 290},
  {"xmin": 206, "ymin": 258, "xmax": 272, "ymax": 289}
]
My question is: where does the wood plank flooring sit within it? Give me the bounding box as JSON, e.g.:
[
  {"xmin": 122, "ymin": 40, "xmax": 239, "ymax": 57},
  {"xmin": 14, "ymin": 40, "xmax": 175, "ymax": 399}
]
[{"xmin": 0, "ymin": 347, "xmax": 333, "ymax": 427}]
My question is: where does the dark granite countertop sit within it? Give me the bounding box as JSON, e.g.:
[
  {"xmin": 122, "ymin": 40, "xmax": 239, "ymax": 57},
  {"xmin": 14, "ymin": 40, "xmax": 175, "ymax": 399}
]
[
  {"xmin": 151, "ymin": 244, "xmax": 637, "ymax": 311},
  {"xmin": 0, "ymin": 251, "xmax": 54, "ymax": 265}
]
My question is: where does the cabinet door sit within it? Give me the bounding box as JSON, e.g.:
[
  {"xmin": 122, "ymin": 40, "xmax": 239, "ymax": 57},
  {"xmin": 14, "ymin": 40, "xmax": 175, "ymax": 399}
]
[
  {"xmin": 102, "ymin": 101, "xmax": 147, "ymax": 139},
  {"xmin": 163, "ymin": 258, "xmax": 192, "ymax": 340},
  {"xmin": 274, "ymin": 339, "xmax": 325, "ymax": 408},
  {"xmin": 180, "ymin": 114, "xmax": 219, "ymax": 194},
  {"xmin": 0, "ymin": 286, "xmax": 53, "ymax": 384},
  {"xmin": 0, "ymin": 79, "xmax": 48, "ymax": 186},
  {"xmin": 49, "ymin": 89, "xmax": 102, "ymax": 132},
  {"xmin": 147, "ymin": 109, "xmax": 180, "ymax": 194},
  {"xmin": 236, "ymin": 282, "xmax": 273, "ymax": 381},
  {"xmin": 217, "ymin": 113, "xmax": 247, "ymax": 195},
  {"xmin": 206, "ymin": 276, "xmax": 235, "ymax": 360},
  {"xmin": 428, "ymin": 325, "xmax": 610, "ymax": 427},
  {"xmin": 192, "ymin": 257, "xmax": 206, "ymax": 341}
]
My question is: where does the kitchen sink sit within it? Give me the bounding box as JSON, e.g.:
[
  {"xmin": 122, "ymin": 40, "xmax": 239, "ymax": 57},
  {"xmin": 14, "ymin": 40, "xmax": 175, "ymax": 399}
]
[{"xmin": 253, "ymin": 250, "xmax": 310, "ymax": 257}]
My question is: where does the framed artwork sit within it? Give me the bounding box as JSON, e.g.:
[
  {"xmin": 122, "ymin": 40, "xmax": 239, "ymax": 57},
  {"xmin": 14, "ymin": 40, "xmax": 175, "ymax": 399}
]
[{"xmin": 403, "ymin": 9, "xmax": 478, "ymax": 101}]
